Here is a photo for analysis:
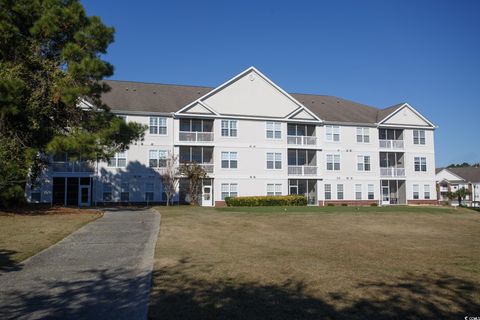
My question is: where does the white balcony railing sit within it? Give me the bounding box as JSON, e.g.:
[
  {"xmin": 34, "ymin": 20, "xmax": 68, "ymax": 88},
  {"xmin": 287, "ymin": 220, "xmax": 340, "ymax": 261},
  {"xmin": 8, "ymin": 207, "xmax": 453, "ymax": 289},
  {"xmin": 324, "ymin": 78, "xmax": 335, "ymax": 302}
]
[
  {"xmin": 379, "ymin": 139, "xmax": 404, "ymax": 149},
  {"xmin": 179, "ymin": 131, "xmax": 214, "ymax": 142},
  {"xmin": 380, "ymin": 167, "xmax": 405, "ymax": 177},
  {"xmin": 52, "ymin": 161, "xmax": 95, "ymax": 173},
  {"xmin": 200, "ymin": 164, "xmax": 214, "ymax": 174},
  {"xmin": 439, "ymin": 186, "xmax": 449, "ymax": 192},
  {"xmin": 287, "ymin": 135, "xmax": 317, "ymax": 146},
  {"xmin": 288, "ymin": 165, "xmax": 318, "ymax": 176}
]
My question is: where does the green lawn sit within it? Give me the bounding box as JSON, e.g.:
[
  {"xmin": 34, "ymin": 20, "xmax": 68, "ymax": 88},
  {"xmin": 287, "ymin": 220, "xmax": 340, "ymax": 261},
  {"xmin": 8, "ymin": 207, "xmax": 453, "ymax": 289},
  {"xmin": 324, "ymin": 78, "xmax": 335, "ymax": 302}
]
[
  {"xmin": 0, "ymin": 208, "xmax": 101, "ymax": 270},
  {"xmin": 149, "ymin": 205, "xmax": 480, "ymax": 319}
]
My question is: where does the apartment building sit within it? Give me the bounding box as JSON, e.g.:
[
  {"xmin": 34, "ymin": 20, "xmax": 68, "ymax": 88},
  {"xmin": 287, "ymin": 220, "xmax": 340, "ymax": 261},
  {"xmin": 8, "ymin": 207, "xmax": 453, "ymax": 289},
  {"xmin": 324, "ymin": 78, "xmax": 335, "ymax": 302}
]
[
  {"xmin": 436, "ymin": 167, "xmax": 480, "ymax": 207},
  {"xmin": 27, "ymin": 67, "xmax": 437, "ymax": 207}
]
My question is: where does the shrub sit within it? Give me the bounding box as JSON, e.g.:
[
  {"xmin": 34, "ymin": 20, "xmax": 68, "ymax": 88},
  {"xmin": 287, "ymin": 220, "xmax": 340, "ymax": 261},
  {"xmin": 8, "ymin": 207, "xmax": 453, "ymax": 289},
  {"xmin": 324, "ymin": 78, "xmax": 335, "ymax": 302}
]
[
  {"xmin": 341, "ymin": 203, "xmax": 348, "ymax": 206},
  {"xmin": 370, "ymin": 203, "xmax": 378, "ymax": 207},
  {"xmin": 224, "ymin": 195, "xmax": 307, "ymax": 207},
  {"xmin": 327, "ymin": 203, "xmax": 335, "ymax": 207}
]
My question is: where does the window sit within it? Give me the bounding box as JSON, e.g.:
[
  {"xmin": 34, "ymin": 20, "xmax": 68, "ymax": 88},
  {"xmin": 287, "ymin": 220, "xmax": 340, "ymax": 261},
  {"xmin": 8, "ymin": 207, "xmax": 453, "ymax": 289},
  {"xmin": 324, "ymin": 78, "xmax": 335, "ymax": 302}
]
[
  {"xmin": 357, "ymin": 155, "xmax": 371, "ymax": 171},
  {"xmin": 267, "ymin": 184, "xmax": 282, "ymax": 196},
  {"xmin": 30, "ymin": 185, "xmax": 41, "ymax": 202},
  {"xmin": 103, "ymin": 183, "xmax": 112, "ymax": 202},
  {"xmin": 145, "ymin": 182, "xmax": 154, "ymax": 201},
  {"xmin": 221, "ymin": 183, "xmax": 238, "ymax": 200},
  {"xmin": 368, "ymin": 184, "xmax": 374, "ymax": 200},
  {"xmin": 149, "ymin": 117, "xmax": 167, "ymax": 135},
  {"xmin": 266, "ymin": 152, "xmax": 282, "ymax": 169},
  {"xmin": 325, "ymin": 184, "xmax": 332, "ymax": 200},
  {"xmin": 121, "ymin": 182, "xmax": 129, "ymax": 202},
  {"xmin": 337, "ymin": 184, "xmax": 344, "ymax": 200},
  {"xmin": 221, "ymin": 152, "xmax": 238, "ymax": 169},
  {"xmin": 266, "ymin": 122, "xmax": 281, "ymax": 139},
  {"xmin": 414, "ymin": 157, "xmax": 427, "ymax": 172},
  {"xmin": 356, "ymin": 127, "xmax": 370, "ymax": 143},
  {"xmin": 326, "ymin": 154, "xmax": 341, "ymax": 171},
  {"xmin": 424, "ymin": 184, "xmax": 430, "ymax": 199},
  {"xmin": 355, "ymin": 184, "xmax": 362, "ymax": 200},
  {"xmin": 325, "ymin": 125, "xmax": 340, "ymax": 142},
  {"xmin": 108, "ymin": 152, "xmax": 126, "ymax": 168},
  {"xmin": 413, "ymin": 184, "xmax": 419, "ymax": 199},
  {"xmin": 221, "ymin": 120, "xmax": 237, "ymax": 137},
  {"xmin": 149, "ymin": 150, "xmax": 168, "ymax": 168},
  {"xmin": 413, "ymin": 130, "xmax": 425, "ymax": 145}
]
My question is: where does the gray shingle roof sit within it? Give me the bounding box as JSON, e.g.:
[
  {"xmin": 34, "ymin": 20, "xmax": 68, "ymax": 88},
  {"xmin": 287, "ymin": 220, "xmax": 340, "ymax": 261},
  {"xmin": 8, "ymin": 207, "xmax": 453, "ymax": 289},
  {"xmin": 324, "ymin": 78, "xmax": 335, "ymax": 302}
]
[
  {"xmin": 446, "ymin": 167, "xmax": 480, "ymax": 183},
  {"xmin": 100, "ymin": 80, "xmax": 405, "ymax": 124}
]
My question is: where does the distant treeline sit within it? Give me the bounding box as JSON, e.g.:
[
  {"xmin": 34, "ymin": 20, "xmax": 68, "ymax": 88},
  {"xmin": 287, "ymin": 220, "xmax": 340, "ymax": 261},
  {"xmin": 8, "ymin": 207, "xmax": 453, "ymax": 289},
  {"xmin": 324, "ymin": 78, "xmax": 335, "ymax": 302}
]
[{"xmin": 447, "ymin": 162, "xmax": 480, "ymax": 168}]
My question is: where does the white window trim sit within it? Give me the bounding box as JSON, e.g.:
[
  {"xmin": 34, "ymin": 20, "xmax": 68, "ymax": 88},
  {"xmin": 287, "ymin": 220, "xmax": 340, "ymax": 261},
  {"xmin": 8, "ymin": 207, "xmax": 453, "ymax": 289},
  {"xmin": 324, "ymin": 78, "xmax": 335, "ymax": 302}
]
[
  {"xmin": 414, "ymin": 156, "xmax": 427, "ymax": 172},
  {"xmin": 413, "ymin": 129, "xmax": 426, "ymax": 145},
  {"xmin": 413, "ymin": 184, "xmax": 420, "ymax": 199},
  {"xmin": 145, "ymin": 182, "xmax": 154, "ymax": 201},
  {"xmin": 221, "ymin": 120, "xmax": 238, "ymax": 137},
  {"xmin": 355, "ymin": 184, "xmax": 362, "ymax": 200},
  {"xmin": 357, "ymin": 155, "xmax": 371, "ymax": 172},
  {"xmin": 221, "ymin": 151, "xmax": 238, "ymax": 169},
  {"xmin": 356, "ymin": 127, "xmax": 371, "ymax": 143},
  {"xmin": 326, "ymin": 154, "xmax": 341, "ymax": 171},
  {"xmin": 324, "ymin": 184, "xmax": 332, "ymax": 200},
  {"xmin": 149, "ymin": 116, "xmax": 168, "ymax": 136},
  {"xmin": 103, "ymin": 182, "xmax": 113, "ymax": 202},
  {"xmin": 149, "ymin": 150, "xmax": 168, "ymax": 168},
  {"xmin": 266, "ymin": 183, "xmax": 282, "ymax": 196},
  {"xmin": 337, "ymin": 184, "xmax": 344, "ymax": 200},
  {"xmin": 108, "ymin": 152, "xmax": 127, "ymax": 168},
  {"xmin": 325, "ymin": 125, "xmax": 341, "ymax": 142},
  {"xmin": 266, "ymin": 152, "xmax": 282, "ymax": 170},
  {"xmin": 221, "ymin": 183, "xmax": 238, "ymax": 200},
  {"xmin": 266, "ymin": 121, "xmax": 282, "ymax": 140}
]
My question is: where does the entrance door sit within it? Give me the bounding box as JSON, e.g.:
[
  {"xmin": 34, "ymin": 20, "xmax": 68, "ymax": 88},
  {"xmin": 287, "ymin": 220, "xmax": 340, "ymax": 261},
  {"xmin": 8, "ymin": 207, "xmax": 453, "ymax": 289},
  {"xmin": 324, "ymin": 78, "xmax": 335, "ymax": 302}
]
[
  {"xmin": 382, "ymin": 185, "xmax": 390, "ymax": 205},
  {"xmin": 79, "ymin": 186, "xmax": 90, "ymax": 207},
  {"xmin": 202, "ymin": 185, "xmax": 213, "ymax": 206}
]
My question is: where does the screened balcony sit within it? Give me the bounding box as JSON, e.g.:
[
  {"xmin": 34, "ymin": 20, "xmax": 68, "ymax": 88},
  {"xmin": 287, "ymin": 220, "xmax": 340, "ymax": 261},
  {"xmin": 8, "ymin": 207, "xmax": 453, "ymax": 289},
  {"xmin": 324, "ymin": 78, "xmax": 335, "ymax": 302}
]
[
  {"xmin": 379, "ymin": 128, "xmax": 404, "ymax": 149},
  {"xmin": 380, "ymin": 152, "xmax": 405, "ymax": 177},
  {"xmin": 287, "ymin": 124, "xmax": 317, "ymax": 147},
  {"xmin": 179, "ymin": 118, "xmax": 214, "ymax": 142},
  {"xmin": 288, "ymin": 149, "xmax": 317, "ymax": 176},
  {"xmin": 51, "ymin": 153, "xmax": 95, "ymax": 173},
  {"xmin": 179, "ymin": 146, "xmax": 214, "ymax": 173}
]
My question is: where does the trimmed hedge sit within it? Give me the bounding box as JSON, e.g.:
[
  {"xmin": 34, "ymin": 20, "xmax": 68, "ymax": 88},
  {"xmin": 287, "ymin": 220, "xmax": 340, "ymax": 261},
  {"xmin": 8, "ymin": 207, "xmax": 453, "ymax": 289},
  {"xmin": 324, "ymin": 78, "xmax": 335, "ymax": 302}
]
[{"xmin": 224, "ymin": 195, "xmax": 307, "ymax": 207}]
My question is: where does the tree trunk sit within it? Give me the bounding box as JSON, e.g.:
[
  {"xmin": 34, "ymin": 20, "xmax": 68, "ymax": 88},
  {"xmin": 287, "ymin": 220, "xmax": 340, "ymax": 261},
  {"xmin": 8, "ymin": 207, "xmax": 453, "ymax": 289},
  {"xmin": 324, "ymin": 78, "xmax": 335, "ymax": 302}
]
[{"xmin": 458, "ymin": 195, "xmax": 462, "ymax": 206}]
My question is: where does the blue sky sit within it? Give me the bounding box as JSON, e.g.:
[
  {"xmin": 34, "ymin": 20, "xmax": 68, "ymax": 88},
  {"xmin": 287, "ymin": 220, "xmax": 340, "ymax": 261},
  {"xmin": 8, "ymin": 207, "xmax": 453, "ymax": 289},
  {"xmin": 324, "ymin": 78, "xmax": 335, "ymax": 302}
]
[{"xmin": 82, "ymin": 0, "xmax": 480, "ymax": 167}]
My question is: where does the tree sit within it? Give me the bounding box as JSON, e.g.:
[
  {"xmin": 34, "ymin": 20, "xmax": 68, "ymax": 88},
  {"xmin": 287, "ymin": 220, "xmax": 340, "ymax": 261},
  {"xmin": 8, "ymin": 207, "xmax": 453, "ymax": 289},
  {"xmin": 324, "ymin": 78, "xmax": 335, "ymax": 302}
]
[
  {"xmin": 455, "ymin": 187, "xmax": 470, "ymax": 206},
  {"xmin": 160, "ymin": 153, "xmax": 179, "ymax": 206},
  {"xmin": 178, "ymin": 162, "xmax": 207, "ymax": 206},
  {"xmin": 0, "ymin": 0, "xmax": 145, "ymax": 207}
]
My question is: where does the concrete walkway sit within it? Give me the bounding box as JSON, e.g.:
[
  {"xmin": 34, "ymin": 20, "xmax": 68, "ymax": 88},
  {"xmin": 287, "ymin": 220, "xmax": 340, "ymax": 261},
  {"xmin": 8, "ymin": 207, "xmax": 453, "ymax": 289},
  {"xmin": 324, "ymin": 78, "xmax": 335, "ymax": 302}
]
[{"xmin": 0, "ymin": 208, "xmax": 160, "ymax": 320}]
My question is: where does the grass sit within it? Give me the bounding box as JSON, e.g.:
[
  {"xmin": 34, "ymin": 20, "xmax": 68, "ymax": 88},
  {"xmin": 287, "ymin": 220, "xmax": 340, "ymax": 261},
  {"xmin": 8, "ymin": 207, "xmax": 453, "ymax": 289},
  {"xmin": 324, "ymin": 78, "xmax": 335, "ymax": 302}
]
[
  {"xmin": 149, "ymin": 205, "xmax": 480, "ymax": 319},
  {"xmin": 0, "ymin": 207, "xmax": 101, "ymax": 270}
]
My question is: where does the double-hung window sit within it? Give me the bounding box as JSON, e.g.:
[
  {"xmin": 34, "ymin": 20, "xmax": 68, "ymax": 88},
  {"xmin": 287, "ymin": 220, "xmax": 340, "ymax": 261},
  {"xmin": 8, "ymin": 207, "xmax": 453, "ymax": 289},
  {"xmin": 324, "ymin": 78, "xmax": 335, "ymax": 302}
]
[
  {"xmin": 356, "ymin": 127, "xmax": 370, "ymax": 143},
  {"xmin": 266, "ymin": 152, "xmax": 282, "ymax": 169},
  {"xmin": 103, "ymin": 183, "xmax": 113, "ymax": 202},
  {"xmin": 149, "ymin": 150, "xmax": 168, "ymax": 168},
  {"xmin": 424, "ymin": 184, "xmax": 430, "ymax": 199},
  {"xmin": 326, "ymin": 154, "xmax": 341, "ymax": 171},
  {"xmin": 325, "ymin": 125, "xmax": 340, "ymax": 142},
  {"xmin": 221, "ymin": 183, "xmax": 238, "ymax": 200},
  {"xmin": 413, "ymin": 130, "xmax": 426, "ymax": 145},
  {"xmin": 120, "ymin": 182, "xmax": 129, "ymax": 202},
  {"xmin": 145, "ymin": 182, "xmax": 154, "ymax": 201},
  {"xmin": 149, "ymin": 117, "xmax": 167, "ymax": 135},
  {"xmin": 30, "ymin": 185, "xmax": 41, "ymax": 202},
  {"xmin": 413, "ymin": 184, "xmax": 419, "ymax": 199},
  {"xmin": 108, "ymin": 152, "xmax": 126, "ymax": 168},
  {"xmin": 266, "ymin": 122, "xmax": 281, "ymax": 139},
  {"xmin": 221, "ymin": 120, "xmax": 237, "ymax": 137},
  {"xmin": 355, "ymin": 184, "xmax": 362, "ymax": 200},
  {"xmin": 368, "ymin": 184, "xmax": 374, "ymax": 200},
  {"xmin": 414, "ymin": 157, "xmax": 427, "ymax": 172},
  {"xmin": 221, "ymin": 152, "xmax": 238, "ymax": 169},
  {"xmin": 267, "ymin": 184, "xmax": 282, "ymax": 196},
  {"xmin": 324, "ymin": 184, "xmax": 332, "ymax": 200},
  {"xmin": 357, "ymin": 155, "xmax": 371, "ymax": 171},
  {"xmin": 337, "ymin": 184, "xmax": 344, "ymax": 200}
]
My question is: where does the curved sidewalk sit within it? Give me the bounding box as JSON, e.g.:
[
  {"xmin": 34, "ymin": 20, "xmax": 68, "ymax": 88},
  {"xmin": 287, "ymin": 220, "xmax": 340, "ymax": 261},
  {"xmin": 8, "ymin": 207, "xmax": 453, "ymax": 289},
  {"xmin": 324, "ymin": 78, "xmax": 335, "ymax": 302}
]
[{"xmin": 0, "ymin": 208, "xmax": 160, "ymax": 320}]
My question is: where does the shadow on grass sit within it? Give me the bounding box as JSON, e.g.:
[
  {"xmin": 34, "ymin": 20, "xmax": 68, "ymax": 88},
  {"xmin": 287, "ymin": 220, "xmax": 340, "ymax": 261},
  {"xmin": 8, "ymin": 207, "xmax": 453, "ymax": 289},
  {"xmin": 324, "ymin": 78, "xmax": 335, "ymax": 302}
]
[
  {"xmin": 0, "ymin": 249, "xmax": 22, "ymax": 272},
  {"xmin": 148, "ymin": 261, "xmax": 479, "ymax": 320},
  {"xmin": 0, "ymin": 268, "xmax": 151, "ymax": 320}
]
